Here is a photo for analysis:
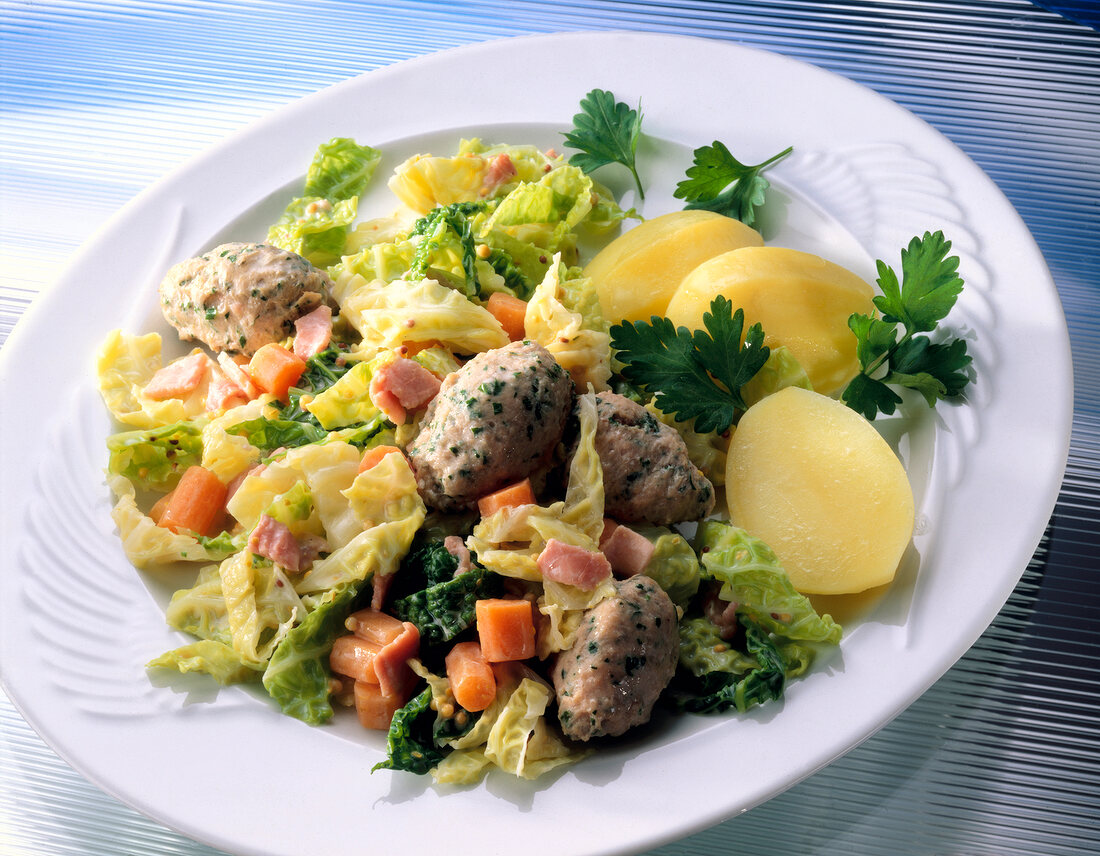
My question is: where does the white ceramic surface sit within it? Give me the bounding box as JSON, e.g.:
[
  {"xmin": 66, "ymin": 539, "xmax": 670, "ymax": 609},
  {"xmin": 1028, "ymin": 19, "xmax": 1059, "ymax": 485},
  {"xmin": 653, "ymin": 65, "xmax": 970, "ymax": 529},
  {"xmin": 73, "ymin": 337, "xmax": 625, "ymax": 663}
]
[{"xmin": 0, "ymin": 32, "xmax": 1072, "ymax": 856}]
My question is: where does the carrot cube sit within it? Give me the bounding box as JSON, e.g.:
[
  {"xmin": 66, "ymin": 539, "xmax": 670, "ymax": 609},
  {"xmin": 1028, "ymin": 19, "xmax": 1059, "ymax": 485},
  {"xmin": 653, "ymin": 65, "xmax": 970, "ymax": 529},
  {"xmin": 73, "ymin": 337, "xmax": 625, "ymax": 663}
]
[
  {"xmin": 157, "ymin": 466, "xmax": 227, "ymax": 536},
  {"xmin": 475, "ymin": 598, "xmax": 536, "ymax": 663},
  {"xmin": 445, "ymin": 641, "xmax": 497, "ymax": 712},
  {"xmin": 477, "ymin": 478, "xmax": 536, "ymax": 517},
  {"xmin": 486, "ymin": 292, "xmax": 528, "ymax": 342},
  {"xmin": 247, "ymin": 343, "xmax": 307, "ymax": 398},
  {"xmin": 353, "ymin": 680, "xmax": 408, "ymax": 730}
]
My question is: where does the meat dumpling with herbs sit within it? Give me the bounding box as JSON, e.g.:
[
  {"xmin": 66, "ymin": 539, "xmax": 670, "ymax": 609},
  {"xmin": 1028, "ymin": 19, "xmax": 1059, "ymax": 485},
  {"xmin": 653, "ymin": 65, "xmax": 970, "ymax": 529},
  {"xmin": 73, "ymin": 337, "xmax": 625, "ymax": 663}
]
[
  {"xmin": 407, "ymin": 340, "xmax": 574, "ymax": 511},
  {"xmin": 158, "ymin": 242, "xmax": 333, "ymax": 355},
  {"xmin": 592, "ymin": 391, "xmax": 715, "ymax": 525},
  {"xmin": 554, "ymin": 575, "xmax": 678, "ymax": 742}
]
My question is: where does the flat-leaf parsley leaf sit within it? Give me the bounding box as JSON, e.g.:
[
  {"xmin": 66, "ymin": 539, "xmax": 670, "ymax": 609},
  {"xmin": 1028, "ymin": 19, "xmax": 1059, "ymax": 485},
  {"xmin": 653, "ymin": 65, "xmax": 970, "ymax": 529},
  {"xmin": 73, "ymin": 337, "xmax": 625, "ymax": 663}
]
[
  {"xmin": 610, "ymin": 295, "xmax": 770, "ymax": 434},
  {"xmin": 674, "ymin": 140, "xmax": 792, "ymax": 226},
  {"xmin": 563, "ymin": 88, "xmax": 645, "ymax": 199},
  {"xmin": 842, "ymin": 231, "xmax": 974, "ymax": 420}
]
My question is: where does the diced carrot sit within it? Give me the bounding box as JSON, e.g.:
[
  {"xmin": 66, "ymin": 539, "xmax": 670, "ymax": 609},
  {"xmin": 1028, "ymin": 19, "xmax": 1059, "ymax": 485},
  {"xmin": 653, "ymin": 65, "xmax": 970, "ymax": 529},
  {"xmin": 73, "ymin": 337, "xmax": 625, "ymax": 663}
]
[
  {"xmin": 353, "ymin": 680, "xmax": 409, "ymax": 730},
  {"xmin": 329, "ymin": 619, "xmax": 420, "ymax": 697},
  {"xmin": 475, "ymin": 598, "xmax": 536, "ymax": 663},
  {"xmin": 445, "ymin": 641, "xmax": 497, "ymax": 712},
  {"xmin": 395, "ymin": 339, "xmax": 442, "ymax": 357},
  {"xmin": 477, "ymin": 478, "xmax": 536, "ymax": 517},
  {"xmin": 486, "ymin": 292, "xmax": 528, "ymax": 342},
  {"xmin": 157, "ymin": 466, "xmax": 227, "ymax": 536},
  {"xmin": 345, "ymin": 607, "xmax": 406, "ymax": 646},
  {"xmin": 358, "ymin": 445, "xmax": 405, "ymax": 474},
  {"xmin": 149, "ymin": 489, "xmax": 174, "ymax": 525},
  {"xmin": 330, "ymin": 635, "xmax": 381, "ymax": 684},
  {"xmin": 247, "ymin": 343, "xmax": 307, "ymax": 398}
]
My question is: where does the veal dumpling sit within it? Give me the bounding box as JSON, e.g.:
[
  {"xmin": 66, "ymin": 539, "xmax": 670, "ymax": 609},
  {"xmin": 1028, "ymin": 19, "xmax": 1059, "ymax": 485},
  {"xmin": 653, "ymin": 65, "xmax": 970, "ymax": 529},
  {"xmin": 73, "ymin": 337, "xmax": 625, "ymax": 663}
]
[
  {"xmin": 406, "ymin": 341, "xmax": 574, "ymax": 511},
  {"xmin": 158, "ymin": 242, "xmax": 333, "ymax": 355}
]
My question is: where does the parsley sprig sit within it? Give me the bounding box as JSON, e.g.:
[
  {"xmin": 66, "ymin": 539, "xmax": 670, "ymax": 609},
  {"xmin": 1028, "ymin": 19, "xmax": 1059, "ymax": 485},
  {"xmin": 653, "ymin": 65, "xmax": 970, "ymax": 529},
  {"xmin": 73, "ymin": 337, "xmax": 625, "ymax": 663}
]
[
  {"xmin": 563, "ymin": 88, "xmax": 645, "ymax": 199},
  {"xmin": 841, "ymin": 230, "xmax": 974, "ymax": 420},
  {"xmin": 610, "ymin": 295, "xmax": 770, "ymax": 434},
  {"xmin": 674, "ymin": 140, "xmax": 792, "ymax": 227}
]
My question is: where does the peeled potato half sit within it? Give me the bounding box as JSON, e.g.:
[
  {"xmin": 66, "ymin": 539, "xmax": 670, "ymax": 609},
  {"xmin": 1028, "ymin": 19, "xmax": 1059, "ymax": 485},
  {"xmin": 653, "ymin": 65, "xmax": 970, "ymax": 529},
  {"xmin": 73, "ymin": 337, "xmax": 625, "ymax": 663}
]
[
  {"xmin": 666, "ymin": 246, "xmax": 875, "ymax": 396},
  {"xmin": 725, "ymin": 386, "xmax": 915, "ymax": 595},
  {"xmin": 584, "ymin": 210, "xmax": 763, "ymax": 323}
]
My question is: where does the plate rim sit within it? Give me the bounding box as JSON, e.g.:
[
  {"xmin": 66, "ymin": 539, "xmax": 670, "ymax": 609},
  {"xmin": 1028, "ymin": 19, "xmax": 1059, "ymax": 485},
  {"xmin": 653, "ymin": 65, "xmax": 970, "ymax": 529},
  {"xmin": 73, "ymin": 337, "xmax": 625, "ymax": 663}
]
[{"xmin": 0, "ymin": 29, "xmax": 1073, "ymax": 856}]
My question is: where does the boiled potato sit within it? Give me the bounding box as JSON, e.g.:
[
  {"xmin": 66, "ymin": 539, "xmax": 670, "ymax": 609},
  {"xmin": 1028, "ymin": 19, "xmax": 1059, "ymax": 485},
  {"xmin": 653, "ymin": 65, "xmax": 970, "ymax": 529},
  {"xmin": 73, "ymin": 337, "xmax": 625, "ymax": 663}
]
[
  {"xmin": 666, "ymin": 246, "xmax": 874, "ymax": 396},
  {"xmin": 725, "ymin": 386, "xmax": 914, "ymax": 595},
  {"xmin": 585, "ymin": 210, "xmax": 763, "ymax": 323}
]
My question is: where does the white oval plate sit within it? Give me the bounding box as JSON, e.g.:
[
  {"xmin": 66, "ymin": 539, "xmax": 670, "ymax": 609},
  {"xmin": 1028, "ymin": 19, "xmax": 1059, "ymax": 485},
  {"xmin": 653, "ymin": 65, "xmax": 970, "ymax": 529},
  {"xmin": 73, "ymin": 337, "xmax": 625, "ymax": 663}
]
[{"xmin": 0, "ymin": 32, "xmax": 1072, "ymax": 856}]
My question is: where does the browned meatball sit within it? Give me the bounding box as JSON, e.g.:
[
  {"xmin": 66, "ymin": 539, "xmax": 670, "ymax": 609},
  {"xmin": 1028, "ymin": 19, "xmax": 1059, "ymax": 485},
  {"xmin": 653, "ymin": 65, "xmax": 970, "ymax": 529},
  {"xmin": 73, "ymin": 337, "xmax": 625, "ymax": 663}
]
[
  {"xmin": 592, "ymin": 391, "xmax": 715, "ymax": 525},
  {"xmin": 553, "ymin": 575, "xmax": 678, "ymax": 741},
  {"xmin": 406, "ymin": 341, "xmax": 574, "ymax": 511},
  {"xmin": 158, "ymin": 242, "xmax": 332, "ymax": 355}
]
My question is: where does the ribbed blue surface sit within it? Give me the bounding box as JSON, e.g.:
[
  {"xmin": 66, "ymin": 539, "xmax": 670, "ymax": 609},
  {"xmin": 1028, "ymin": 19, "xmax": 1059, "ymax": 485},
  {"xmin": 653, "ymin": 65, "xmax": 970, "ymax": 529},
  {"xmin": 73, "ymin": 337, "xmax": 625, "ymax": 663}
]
[{"xmin": 2, "ymin": 2, "xmax": 1098, "ymax": 854}]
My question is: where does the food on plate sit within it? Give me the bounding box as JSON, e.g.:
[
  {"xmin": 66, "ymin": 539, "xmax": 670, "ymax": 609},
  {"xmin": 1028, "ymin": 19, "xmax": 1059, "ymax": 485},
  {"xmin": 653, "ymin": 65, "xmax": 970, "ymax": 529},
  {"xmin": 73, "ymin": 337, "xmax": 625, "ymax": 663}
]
[
  {"xmin": 610, "ymin": 293, "xmax": 771, "ymax": 435},
  {"xmin": 671, "ymin": 139, "xmax": 793, "ymax": 227},
  {"xmin": 407, "ymin": 340, "xmax": 574, "ymax": 511},
  {"xmin": 591, "ymin": 391, "xmax": 715, "ymax": 525},
  {"xmin": 584, "ymin": 210, "xmax": 763, "ymax": 323},
  {"xmin": 158, "ymin": 241, "xmax": 334, "ymax": 355},
  {"xmin": 563, "ymin": 88, "xmax": 646, "ymax": 200},
  {"xmin": 841, "ymin": 230, "xmax": 973, "ymax": 421},
  {"xmin": 726, "ymin": 386, "xmax": 915, "ymax": 594},
  {"xmin": 96, "ymin": 105, "xmax": 973, "ymax": 786},
  {"xmin": 665, "ymin": 246, "xmax": 875, "ymax": 396},
  {"xmin": 554, "ymin": 575, "xmax": 679, "ymax": 741}
]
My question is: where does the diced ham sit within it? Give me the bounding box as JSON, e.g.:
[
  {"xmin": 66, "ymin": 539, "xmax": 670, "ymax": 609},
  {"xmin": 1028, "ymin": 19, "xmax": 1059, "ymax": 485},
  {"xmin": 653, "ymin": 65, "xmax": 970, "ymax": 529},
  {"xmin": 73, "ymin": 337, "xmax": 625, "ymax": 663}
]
[
  {"xmin": 537, "ymin": 538, "xmax": 612, "ymax": 591},
  {"xmin": 297, "ymin": 533, "xmax": 329, "ymax": 568},
  {"xmin": 206, "ymin": 366, "xmax": 249, "ymax": 412},
  {"xmin": 371, "ymin": 622, "xmax": 421, "ymax": 698},
  {"xmin": 292, "ymin": 305, "xmax": 333, "ymax": 360},
  {"xmin": 144, "ymin": 352, "xmax": 209, "ymax": 400},
  {"xmin": 217, "ymin": 352, "xmax": 260, "ymax": 399},
  {"xmin": 482, "ymin": 153, "xmax": 517, "ymax": 194},
  {"xmin": 369, "ymin": 357, "xmax": 443, "ymax": 424},
  {"xmin": 703, "ymin": 586, "xmax": 740, "ymax": 641},
  {"xmin": 345, "ymin": 608, "xmax": 406, "ymax": 646},
  {"xmin": 601, "ymin": 523, "xmax": 656, "ymax": 577},
  {"xmin": 248, "ymin": 514, "xmax": 302, "ymax": 572},
  {"xmin": 369, "ymin": 384, "xmax": 406, "ymax": 425},
  {"xmin": 226, "ymin": 464, "xmax": 261, "ymax": 502},
  {"xmin": 444, "ymin": 534, "xmax": 473, "ymax": 576},
  {"xmin": 599, "ymin": 518, "xmax": 619, "ymax": 548},
  {"xmin": 370, "ymin": 571, "xmax": 396, "ymax": 611},
  {"xmin": 331, "ymin": 621, "xmax": 420, "ymax": 702}
]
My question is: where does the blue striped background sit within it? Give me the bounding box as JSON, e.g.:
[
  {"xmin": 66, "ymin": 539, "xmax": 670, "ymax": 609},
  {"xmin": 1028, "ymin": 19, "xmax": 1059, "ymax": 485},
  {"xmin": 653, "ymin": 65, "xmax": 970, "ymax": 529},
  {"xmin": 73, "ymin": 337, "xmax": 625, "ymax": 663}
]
[{"xmin": 2, "ymin": 2, "xmax": 1098, "ymax": 854}]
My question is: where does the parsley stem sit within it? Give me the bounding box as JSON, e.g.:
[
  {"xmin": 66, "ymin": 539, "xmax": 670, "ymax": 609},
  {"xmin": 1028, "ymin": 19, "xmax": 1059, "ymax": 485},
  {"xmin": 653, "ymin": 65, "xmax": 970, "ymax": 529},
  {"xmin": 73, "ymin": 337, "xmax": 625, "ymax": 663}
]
[
  {"xmin": 862, "ymin": 329, "xmax": 912, "ymax": 381},
  {"xmin": 754, "ymin": 146, "xmax": 793, "ymax": 170}
]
